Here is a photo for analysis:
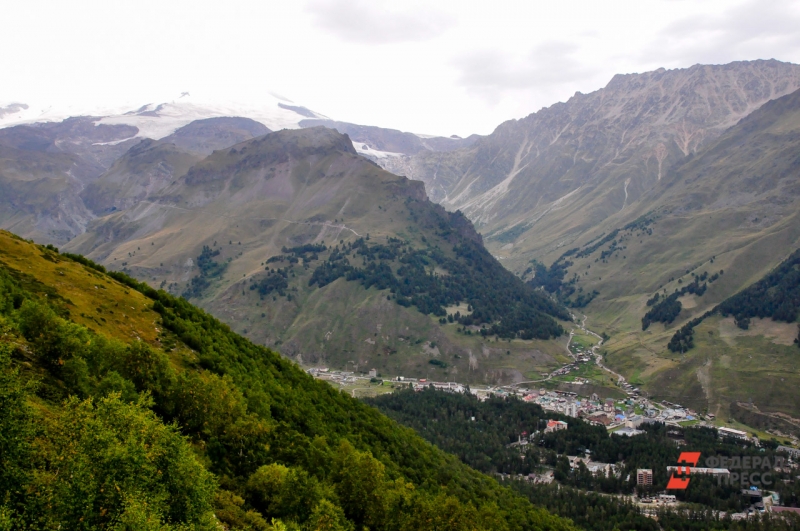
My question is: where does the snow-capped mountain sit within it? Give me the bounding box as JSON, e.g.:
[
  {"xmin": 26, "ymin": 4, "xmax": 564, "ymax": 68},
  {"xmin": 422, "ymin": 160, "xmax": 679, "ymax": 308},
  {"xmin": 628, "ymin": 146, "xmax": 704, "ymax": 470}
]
[{"xmin": 0, "ymin": 92, "xmax": 328, "ymax": 140}]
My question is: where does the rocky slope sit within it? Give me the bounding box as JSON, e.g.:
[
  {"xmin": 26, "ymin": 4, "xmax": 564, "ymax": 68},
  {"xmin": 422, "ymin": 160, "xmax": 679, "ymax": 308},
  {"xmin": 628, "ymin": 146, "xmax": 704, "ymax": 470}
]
[
  {"xmin": 0, "ymin": 117, "xmax": 138, "ymax": 242},
  {"xmin": 369, "ymin": 59, "xmax": 800, "ymax": 420},
  {"xmin": 0, "ymin": 116, "xmax": 277, "ymax": 243},
  {"xmin": 388, "ymin": 60, "xmax": 800, "ymax": 269},
  {"xmin": 299, "ymin": 118, "xmax": 481, "ymax": 158}
]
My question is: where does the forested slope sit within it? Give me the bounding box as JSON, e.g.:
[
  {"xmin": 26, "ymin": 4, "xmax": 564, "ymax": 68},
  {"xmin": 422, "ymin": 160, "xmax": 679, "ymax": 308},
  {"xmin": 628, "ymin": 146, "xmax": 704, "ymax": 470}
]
[
  {"xmin": 0, "ymin": 230, "xmax": 575, "ymax": 530},
  {"xmin": 367, "ymin": 388, "xmax": 800, "ymax": 531},
  {"xmin": 668, "ymin": 247, "xmax": 800, "ymax": 353}
]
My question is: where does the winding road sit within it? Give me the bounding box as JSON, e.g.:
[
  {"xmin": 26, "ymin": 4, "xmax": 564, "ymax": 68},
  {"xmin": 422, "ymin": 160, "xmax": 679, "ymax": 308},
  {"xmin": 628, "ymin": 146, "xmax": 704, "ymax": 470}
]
[
  {"xmin": 504, "ymin": 313, "xmax": 628, "ymax": 391},
  {"xmin": 573, "ymin": 313, "xmax": 627, "ymax": 385}
]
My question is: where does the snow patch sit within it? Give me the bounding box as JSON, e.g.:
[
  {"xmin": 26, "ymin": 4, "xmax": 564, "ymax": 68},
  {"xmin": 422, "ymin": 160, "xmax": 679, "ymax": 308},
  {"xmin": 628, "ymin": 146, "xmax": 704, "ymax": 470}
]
[
  {"xmin": 352, "ymin": 142, "xmax": 403, "ymax": 159},
  {"xmin": 0, "ymin": 93, "xmax": 330, "ymax": 140}
]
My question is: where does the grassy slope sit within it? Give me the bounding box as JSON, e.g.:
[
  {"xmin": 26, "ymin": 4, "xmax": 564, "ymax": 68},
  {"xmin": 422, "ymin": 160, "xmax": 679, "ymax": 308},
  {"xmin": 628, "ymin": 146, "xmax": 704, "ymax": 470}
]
[
  {"xmin": 0, "ymin": 230, "xmax": 161, "ymax": 345},
  {"xmin": 0, "ymin": 229, "xmax": 577, "ymax": 530}
]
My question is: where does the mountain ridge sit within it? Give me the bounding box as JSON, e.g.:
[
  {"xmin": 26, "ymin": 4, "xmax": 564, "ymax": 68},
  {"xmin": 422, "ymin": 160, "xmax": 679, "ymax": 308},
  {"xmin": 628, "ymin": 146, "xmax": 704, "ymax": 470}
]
[{"xmin": 380, "ymin": 59, "xmax": 800, "ymax": 267}]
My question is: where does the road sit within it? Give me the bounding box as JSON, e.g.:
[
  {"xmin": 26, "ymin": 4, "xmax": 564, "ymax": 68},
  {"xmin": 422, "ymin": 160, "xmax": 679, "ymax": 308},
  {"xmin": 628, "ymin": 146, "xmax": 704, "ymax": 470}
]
[
  {"xmin": 502, "ymin": 313, "xmax": 620, "ymax": 390},
  {"xmin": 572, "ymin": 312, "xmax": 627, "ymax": 385}
]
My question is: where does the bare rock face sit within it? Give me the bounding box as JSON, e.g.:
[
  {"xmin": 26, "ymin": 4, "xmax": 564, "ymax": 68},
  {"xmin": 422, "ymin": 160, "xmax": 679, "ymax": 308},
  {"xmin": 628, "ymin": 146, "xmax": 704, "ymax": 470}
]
[
  {"xmin": 300, "ymin": 119, "xmax": 481, "ymax": 157},
  {"xmin": 394, "ymin": 60, "xmax": 800, "ymax": 262},
  {"xmin": 160, "ymin": 116, "xmax": 270, "ymax": 155},
  {"xmin": 0, "ymin": 118, "xmax": 140, "ymax": 242},
  {"xmin": 0, "ymin": 116, "xmax": 273, "ymax": 243}
]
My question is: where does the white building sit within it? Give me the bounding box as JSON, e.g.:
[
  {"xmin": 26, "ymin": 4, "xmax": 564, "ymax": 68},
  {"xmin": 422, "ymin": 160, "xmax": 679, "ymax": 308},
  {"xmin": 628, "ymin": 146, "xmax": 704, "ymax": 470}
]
[{"xmin": 718, "ymin": 427, "xmax": 748, "ymax": 440}]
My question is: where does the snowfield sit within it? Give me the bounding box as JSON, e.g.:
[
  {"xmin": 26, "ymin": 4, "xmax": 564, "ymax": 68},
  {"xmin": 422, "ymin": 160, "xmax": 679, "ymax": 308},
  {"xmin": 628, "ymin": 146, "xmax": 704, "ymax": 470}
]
[
  {"xmin": 0, "ymin": 93, "xmax": 328, "ymax": 140},
  {"xmin": 352, "ymin": 142, "xmax": 403, "ymax": 159}
]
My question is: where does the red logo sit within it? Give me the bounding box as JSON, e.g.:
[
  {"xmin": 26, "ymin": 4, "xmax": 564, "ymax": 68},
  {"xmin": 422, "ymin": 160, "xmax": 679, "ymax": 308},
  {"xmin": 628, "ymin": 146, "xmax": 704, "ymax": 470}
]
[{"xmin": 667, "ymin": 452, "xmax": 701, "ymax": 490}]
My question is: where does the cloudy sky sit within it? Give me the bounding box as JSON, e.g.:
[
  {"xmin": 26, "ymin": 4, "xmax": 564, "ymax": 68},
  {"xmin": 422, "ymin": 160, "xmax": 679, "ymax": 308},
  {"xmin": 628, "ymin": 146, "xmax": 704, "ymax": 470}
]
[{"xmin": 3, "ymin": 0, "xmax": 800, "ymax": 136}]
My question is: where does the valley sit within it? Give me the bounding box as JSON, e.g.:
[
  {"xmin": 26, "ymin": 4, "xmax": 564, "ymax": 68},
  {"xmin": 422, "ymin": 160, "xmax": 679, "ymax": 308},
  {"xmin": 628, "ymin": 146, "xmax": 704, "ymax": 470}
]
[{"xmin": 374, "ymin": 61, "xmax": 800, "ymax": 432}]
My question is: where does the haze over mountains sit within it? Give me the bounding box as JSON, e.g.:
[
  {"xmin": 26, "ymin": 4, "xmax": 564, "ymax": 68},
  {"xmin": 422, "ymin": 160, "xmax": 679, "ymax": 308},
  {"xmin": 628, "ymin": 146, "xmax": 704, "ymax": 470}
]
[{"xmin": 2, "ymin": 58, "xmax": 800, "ymax": 425}]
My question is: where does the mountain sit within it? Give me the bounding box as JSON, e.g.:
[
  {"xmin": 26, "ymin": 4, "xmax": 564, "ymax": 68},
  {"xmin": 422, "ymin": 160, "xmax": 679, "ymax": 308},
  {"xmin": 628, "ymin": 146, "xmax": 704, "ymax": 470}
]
[
  {"xmin": 80, "ymin": 139, "xmax": 203, "ymax": 215},
  {"xmin": 0, "ymin": 230, "xmax": 576, "ymax": 530},
  {"xmin": 5, "ymin": 60, "xmax": 800, "ymax": 413},
  {"xmin": 64, "ymin": 127, "xmax": 572, "ymax": 384},
  {"xmin": 160, "ymin": 116, "xmax": 272, "ymax": 155},
  {"xmin": 80, "ymin": 117, "xmax": 273, "ymax": 216},
  {"xmin": 0, "ymin": 117, "xmax": 139, "ymax": 242},
  {"xmin": 0, "ymin": 95, "xmax": 481, "ymax": 246},
  {"xmin": 347, "ymin": 59, "xmax": 800, "ymax": 423},
  {"xmin": 299, "ymin": 118, "xmax": 481, "ymax": 161},
  {"xmin": 387, "ymin": 60, "xmax": 800, "ymax": 268},
  {"xmin": 0, "ymin": 93, "xmax": 323, "ymax": 138},
  {"xmin": 0, "ymin": 94, "xmax": 325, "ymax": 243},
  {"xmin": 521, "ymin": 84, "xmax": 800, "ymax": 428},
  {"xmin": 0, "ymin": 101, "xmax": 296, "ymax": 243}
]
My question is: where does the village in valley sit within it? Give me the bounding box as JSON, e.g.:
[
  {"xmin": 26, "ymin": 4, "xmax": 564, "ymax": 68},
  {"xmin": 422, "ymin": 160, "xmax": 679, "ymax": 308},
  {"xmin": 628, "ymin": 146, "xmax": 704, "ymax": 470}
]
[
  {"xmin": 307, "ymin": 313, "xmax": 724, "ymax": 437},
  {"xmin": 306, "ymin": 313, "xmax": 800, "ymax": 517}
]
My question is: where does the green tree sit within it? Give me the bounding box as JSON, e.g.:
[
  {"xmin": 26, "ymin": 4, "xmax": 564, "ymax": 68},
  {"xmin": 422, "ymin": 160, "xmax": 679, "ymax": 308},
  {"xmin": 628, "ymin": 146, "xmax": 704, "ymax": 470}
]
[
  {"xmin": 331, "ymin": 441, "xmax": 388, "ymax": 530},
  {"xmin": 21, "ymin": 393, "xmax": 217, "ymax": 530},
  {"xmin": 0, "ymin": 344, "xmax": 33, "ymax": 517},
  {"xmin": 17, "ymin": 299, "xmax": 87, "ymax": 370},
  {"xmin": 305, "ymin": 500, "xmax": 353, "ymax": 531}
]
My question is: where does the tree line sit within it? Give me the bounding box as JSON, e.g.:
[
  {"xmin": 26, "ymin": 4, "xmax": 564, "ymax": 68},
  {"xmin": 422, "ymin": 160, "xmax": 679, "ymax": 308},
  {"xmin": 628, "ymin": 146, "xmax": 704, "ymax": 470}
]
[
  {"xmin": 668, "ymin": 248, "xmax": 800, "ymax": 353},
  {"xmin": 308, "ymin": 235, "xmax": 569, "ymax": 340},
  {"xmin": 642, "ymin": 271, "xmax": 719, "ymax": 330}
]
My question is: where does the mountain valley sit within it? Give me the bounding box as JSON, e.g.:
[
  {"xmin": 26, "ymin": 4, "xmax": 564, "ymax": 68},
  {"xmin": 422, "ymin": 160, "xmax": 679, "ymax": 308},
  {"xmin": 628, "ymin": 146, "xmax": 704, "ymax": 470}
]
[{"xmin": 2, "ymin": 59, "xmax": 800, "ymax": 430}]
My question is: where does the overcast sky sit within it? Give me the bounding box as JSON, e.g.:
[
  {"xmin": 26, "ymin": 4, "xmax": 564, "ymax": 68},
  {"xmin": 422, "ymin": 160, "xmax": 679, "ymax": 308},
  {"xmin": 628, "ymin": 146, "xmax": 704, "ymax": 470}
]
[{"xmin": 3, "ymin": 0, "xmax": 800, "ymax": 136}]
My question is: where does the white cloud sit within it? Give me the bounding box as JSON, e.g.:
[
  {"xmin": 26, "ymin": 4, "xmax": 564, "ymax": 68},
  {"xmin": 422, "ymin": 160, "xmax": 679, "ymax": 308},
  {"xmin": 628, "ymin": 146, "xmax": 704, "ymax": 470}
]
[
  {"xmin": 640, "ymin": 0, "xmax": 800, "ymax": 66},
  {"xmin": 452, "ymin": 41, "xmax": 600, "ymax": 103},
  {"xmin": 1, "ymin": 0, "xmax": 799, "ymax": 137},
  {"xmin": 306, "ymin": 0, "xmax": 455, "ymax": 44}
]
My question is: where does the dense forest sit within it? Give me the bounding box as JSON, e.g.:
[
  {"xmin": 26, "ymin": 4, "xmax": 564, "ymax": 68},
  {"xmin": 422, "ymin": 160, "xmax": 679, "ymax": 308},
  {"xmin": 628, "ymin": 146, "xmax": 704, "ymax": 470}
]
[
  {"xmin": 366, "ymin": 388, "xmax": 800, "ymax": 530},
  {"xmin": 1, "ymin": 234, "xmax": 576, "ymax": 531},
  {"xmin": 667, "ymin": 248, "xmax": 800, "ymax": 352},
  {"xmin": 306, "ymin": 234, "xmax": 569, "ymax": 340},
  {"xmin": 642, "ymin": 271, "xmax": 719, "ymax": 330},
  {"xmin": 716, "ymin": 249, "xmax": 800, "ymax": 327}
]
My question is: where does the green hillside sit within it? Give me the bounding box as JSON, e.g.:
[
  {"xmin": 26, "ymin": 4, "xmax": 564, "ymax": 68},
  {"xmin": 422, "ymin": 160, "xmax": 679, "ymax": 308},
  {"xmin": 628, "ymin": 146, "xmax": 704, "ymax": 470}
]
[
  {"xmin": 65, "ymin": 127, "xmax": 571, "ymax": 384},
  {"xmin": 0, "ymin": 230, "xmax": 576, "ymax": 530},
  {"xmin": 627, "ymin": 248, "xmax": 800, "ymax": 435}
]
